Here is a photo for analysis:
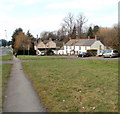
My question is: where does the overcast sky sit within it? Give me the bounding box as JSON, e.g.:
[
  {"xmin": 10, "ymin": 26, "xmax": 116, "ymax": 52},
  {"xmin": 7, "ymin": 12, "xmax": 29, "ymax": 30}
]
[{"xmin": 0, "ymin": 0, "xmax": 119, "ymax": 41}]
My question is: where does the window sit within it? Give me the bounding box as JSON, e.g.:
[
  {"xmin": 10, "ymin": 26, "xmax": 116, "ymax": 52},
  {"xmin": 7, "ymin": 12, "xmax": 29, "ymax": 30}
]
[
  {"xmin": 113, "ymin": 50, "xmax": 118, "ymax": 53},
  {"xmin": 79, "ymin": 46, "xmax": 81, "ymax": 50},
  {"xmin": 108, "ymin": 50, "xmax": 112, "ymax": 53},
  {"xmin": 106, "ymin": 50, "xmax": 112, "ymax": 53}
]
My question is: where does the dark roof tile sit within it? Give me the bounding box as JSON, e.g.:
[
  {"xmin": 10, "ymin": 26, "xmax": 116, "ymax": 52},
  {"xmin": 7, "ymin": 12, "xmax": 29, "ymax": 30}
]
[{"xmin": 65, "ymin": 39, "xmax": 96, "ymax": 46}]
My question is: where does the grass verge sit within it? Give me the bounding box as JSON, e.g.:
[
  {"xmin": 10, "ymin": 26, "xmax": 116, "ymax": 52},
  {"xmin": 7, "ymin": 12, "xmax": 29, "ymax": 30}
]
[
  {"xmin": 2, "ymin": 63, "xmax": 12, "ymax": 93},
  {"xmin": 0, "ymin": 63, "xmax": 12, "ymax": 111},
  {"xmin": 22, "ymin": 58, "xmax": 118, "ymax": 112},
  {"xmin": 1, "ymin": 55, "xmax": 13, "ymax": 61}
]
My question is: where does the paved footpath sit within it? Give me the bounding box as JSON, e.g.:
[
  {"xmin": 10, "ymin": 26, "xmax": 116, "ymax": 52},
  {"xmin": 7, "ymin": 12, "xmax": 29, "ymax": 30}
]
[{"xmin": 3, "ymin": 56, "xmax": 46, "ymax": 112}]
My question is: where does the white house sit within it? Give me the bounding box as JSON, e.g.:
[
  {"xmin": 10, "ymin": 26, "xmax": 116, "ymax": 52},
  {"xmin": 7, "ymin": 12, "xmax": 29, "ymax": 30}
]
[
  {"xmin": 61, "ymin": 38, "xmax": 105, "ymax": 55},
  {"xmin": 57, "ymin": 47, "xmax": 64, "ymax": 55}
]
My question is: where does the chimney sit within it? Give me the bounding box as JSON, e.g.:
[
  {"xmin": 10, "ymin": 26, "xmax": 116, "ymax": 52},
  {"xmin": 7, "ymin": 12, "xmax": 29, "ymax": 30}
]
[{"xmin": 95, "ymin": 35, "xmax": 97, "ymax": 40}]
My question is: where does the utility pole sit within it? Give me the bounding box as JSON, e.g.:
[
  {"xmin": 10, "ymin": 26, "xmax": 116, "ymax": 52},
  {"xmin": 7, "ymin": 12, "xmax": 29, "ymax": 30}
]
[{"xmin": 5, "ymin": 30, "xmax": 7, "ymax": 46}]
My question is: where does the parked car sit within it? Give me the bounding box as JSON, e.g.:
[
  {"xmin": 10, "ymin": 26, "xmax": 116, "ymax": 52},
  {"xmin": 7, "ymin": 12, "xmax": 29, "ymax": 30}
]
[
  {"xmin": 46, "ymin": 49, "xmax": 54, "ymax": 55},
  {"xmin": 38, "ymin": 51, "xmax": 45, "ymax": 56},
  {"xmin": 103, "ymin": 49, "xmax": 119, "ymax": 58},
  {"xmin": 98, "ymin": 50, "xmax": 105, "ymax": 56},
  {"xmin": 78, "ymin": 52, "xmax": 91, "ymax": 57}
]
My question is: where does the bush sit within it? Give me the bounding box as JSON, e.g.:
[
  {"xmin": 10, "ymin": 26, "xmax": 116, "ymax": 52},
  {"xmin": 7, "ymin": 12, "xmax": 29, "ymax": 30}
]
[
  {"xmin": 17, "ymin": 50, "xmax": 36, "ymax": 55},
  {"xmin": 87, "ymin": 49, "xmax": 97, "ymax": 56}
]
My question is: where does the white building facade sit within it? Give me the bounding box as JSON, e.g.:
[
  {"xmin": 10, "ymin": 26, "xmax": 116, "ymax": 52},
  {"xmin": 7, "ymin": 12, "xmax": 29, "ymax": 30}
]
[{"xmin": 60, "ymin": 39, "xmax": 105, "ymax": 56}]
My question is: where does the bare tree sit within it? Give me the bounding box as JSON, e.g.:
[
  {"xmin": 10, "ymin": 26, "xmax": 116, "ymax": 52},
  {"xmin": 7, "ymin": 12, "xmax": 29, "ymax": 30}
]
[
  {"xmin": 76, "ymin": 13, "xmax": 88, "ymax": 38},
  {"xmin": 60, "ymin": 25, "xmax": 68, "ymax": 36},
  {"xmin": 62, "ymin": 13, "xmax": 75, "ymax": 38},
  {"xmin": 97, "ymin": 25, "xmax": 119, "ymax": 50},
  {"xmin": 40, "ymin": 31, "xmax": 49, "ymax": 39},
  {"xmin": 56, "ymin": 25, "xmax": 68, "ymax": 40}
]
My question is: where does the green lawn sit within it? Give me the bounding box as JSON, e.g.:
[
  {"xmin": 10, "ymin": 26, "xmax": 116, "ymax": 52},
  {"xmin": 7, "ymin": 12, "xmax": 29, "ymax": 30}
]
[
  {"xmin": 0, "ymin": 63, "xmax": 2, "ymax": 112},
  {"xmin": 0, "ymin": 63, "xmax": 12, "ymax": 111},
  {"xmin": 1, "ymin": 55, "xmax": 13, "ymax": 61},
  {"xmin": 2, "ymin": 63, "xmax": 12, "ymax": 93},
  {"xmin": 18, "ymin": 55, "xmax": 64, "ymax": 60},
  {"xmin": 22, "ymin": 58, "xmax": 118, "ymax": 112}
]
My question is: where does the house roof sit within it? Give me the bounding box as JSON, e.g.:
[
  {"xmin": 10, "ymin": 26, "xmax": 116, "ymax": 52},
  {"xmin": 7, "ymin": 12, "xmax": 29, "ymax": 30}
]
[
  {"xmin": 54, "ymin": 40, "xmax": 63, "ymax": 47},
  {"xmin": 75, "ymin": 39, "xmax": 95, "ymax": 46},
  {"xmin": 65, "ymin": 40, "xmax": 78, "ymax": 46},
  {"xmin": 42, "ymin": 40, "xmax": 49, "ymax": 44},
  {"xmin": 65, "ymin": 39, "xmax": 96, "ymax": 46}
]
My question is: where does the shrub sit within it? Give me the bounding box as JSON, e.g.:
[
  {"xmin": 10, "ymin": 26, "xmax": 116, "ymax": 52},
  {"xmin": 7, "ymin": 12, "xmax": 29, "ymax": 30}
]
[{"xmin": 87, "ymin": 49, "xmax": 97, "ymax": 56}]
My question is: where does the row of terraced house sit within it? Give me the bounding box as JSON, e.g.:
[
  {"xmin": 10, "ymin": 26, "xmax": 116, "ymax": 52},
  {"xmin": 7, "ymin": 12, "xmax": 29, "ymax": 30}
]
[{"xmin": 34, "ymin": 37, "xmax": 105, "ymax": 56}]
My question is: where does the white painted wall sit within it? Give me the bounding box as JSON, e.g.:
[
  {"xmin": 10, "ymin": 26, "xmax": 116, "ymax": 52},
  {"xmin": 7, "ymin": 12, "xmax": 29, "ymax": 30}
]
[
  {"xmin": 91, "ymin": 41, "xmax": 105, "ymax": 55},
  {"xmin": 63, "ymin": 45, "xmax": 91, "ymax": 55},
  {"xmin": 61, "ymin": 40, "xmax": 104, "ymax": 55},
  {"xmin": 81, "ymin": 46, "xmax": 86, "ymax": 52},
  {"xmin": 86, "ymin": 46, "xmax": 91, "ymax": 51},
  {"xmin": 57, "ymin": 50, "xmax": 64, "ymax": 55},
  {"xmin": 63, "ymin": 46, "xmax": 67, "ymax": 55},
  {"xmin": 75, "ymin": 46, "xmax": 90, "ymax": 53},
  {"xmin": 71, "ymin": 46, "xmax": 74, "ymax": 50}
]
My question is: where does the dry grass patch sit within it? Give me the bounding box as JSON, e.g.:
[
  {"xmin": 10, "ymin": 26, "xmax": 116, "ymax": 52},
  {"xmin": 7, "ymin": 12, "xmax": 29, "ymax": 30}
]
[{"xmin": 22, "ymin": 58, "xmax": 118, "ymax": 112}]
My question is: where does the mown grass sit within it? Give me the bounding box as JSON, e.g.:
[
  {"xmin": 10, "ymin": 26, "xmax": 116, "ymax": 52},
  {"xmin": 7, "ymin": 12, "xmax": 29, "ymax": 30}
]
[
  {"xmin": 2, "ymin": 64, "xmax": 12, "ymax": 93},
  {"xmin": 1, "ymin": 55, "xmax": 13, "ymax": 61},
  {"xmin": 22, "ymin": 58, "xmax": 118, "ymax": 112},
  {"xmin": 0, "ymin": 63, "xmax": 12, "ymax": 111},
  {"xmin": 0, "ymin": 63, "xmax": 2, "ymax": 112},
  {"xmin": 18, "ymin": 55, "xmax": 64, "ymax": 60}
]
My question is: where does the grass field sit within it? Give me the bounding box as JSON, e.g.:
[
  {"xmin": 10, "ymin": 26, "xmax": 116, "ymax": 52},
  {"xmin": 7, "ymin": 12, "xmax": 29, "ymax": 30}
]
[
  {"xmin": 2, "ymin": 64, "xmax": 12, "ymax": 93},
  {"xmin": 0, "ymin": 63, "xmax": 12, "ymax": 111},
  {"xmin": 2, "ymin": 55, "xmax": 13, "ymax": 61},
  {"xmin": 22, "ymin": 57, "xmax": 118, "ymax": 112},
  {"xmin": 18, "ymin": 55, "xmax": 64, "ymax": 60},
  {"xmin": 0, "ymin": 63, "xmax": 2, "ymax": 111}
]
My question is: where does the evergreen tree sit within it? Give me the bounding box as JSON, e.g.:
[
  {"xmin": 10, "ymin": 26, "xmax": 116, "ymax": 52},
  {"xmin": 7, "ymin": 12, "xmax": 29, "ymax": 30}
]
[
  {"xmin": 26, "ymin": 30, "xmax": 36, "ymax": 50},
  {"xmin": 27, "ymin": 30, "xmax": 33, "ymax": 38},
  {"xmin": 87, "ymin": 27, "xmax": 93, "ymax": 38},
  {"xmin": 93, "ymin": 25, "xmax": 99, "ymax": 34},
  {"xmin": 71, "ymin": 26, "xmax": 76, "ymax": 39}
]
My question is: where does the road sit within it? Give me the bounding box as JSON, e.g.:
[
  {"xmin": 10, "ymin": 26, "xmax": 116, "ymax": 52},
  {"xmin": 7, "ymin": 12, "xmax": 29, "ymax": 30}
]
[
  {"xmin": 61, "ymin": 55, "xmax": 119, "ymax": 60},
  {"xmin": 0, "ymin": 47, "xmax": 13, "ymax": 56}
]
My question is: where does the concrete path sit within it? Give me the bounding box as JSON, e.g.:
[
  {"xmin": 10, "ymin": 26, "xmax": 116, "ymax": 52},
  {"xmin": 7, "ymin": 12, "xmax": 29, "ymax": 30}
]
[{"xmin": 3, "ymin": 56, "xmax": 46, "ymax": 112}]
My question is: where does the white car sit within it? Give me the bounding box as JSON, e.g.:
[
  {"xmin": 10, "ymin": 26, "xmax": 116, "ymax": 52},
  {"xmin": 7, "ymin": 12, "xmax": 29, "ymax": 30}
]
[
  {"xmin": 103, "ymin": 50, "xmax": 119, "ymax": 58},
  {"xmin": 98, "ymin": 50, "xmax": 105, "ymax": 56},
  {"xmin": 38, "ymin": 51, "xmax": 45, "ymax": 56}
]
